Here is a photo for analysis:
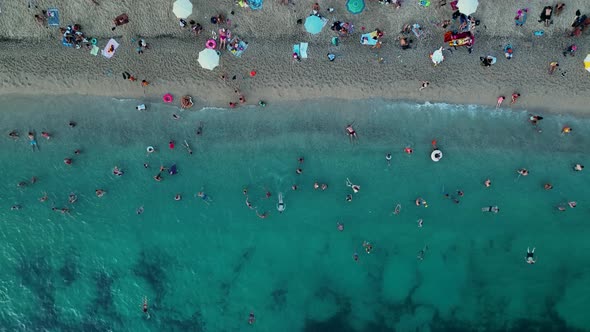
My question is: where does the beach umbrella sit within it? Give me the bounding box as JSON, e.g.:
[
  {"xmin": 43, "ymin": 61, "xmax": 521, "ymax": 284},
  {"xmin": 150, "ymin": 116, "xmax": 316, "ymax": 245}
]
[
  {"xmin": 457, "ymin": 0, "xmax": 478, "ymax": 15},
  {"xmin": 346, "ymin": 0, "xmax": 365, "ymax": 14},
  {"xmin": 431, "ymin": 47, "xmax": 444, "ymax": 65},
  {"xmin": 585, "ymin": 54, "xmax": 590, "ymax": 73},
  {"xmin": 304, "ymin": 15, "xmax": 325, "ymax": 34},
  {"xmin": 198, "ymin": 48, "xmax": 219, "ymax": 70},
  {"xmin": 173, "ymin": 0, "xmax": 193, "ymax": 19}
]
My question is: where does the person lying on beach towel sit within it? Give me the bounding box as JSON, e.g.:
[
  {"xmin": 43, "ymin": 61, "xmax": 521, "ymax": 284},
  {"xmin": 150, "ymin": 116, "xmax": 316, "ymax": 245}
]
[
  {"xmin": 112, "ymin": 13, "xmax": 129, "ymax": 31},
  {"xmin": 538, "ymin": 6, "xmax": 553, "ymax": 27}
]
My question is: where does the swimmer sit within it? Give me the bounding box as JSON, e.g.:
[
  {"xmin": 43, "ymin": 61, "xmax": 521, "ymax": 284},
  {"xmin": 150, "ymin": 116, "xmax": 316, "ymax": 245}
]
[
  {"xmin": 39, "ymin": 193, "xmax": 48, "ymax": 202},
  {"xmin": 29, "ymin": 132, "xmax": 38, "ymax": 151},
  {"xmin": 197, "ymin": 191, "xmax": 212, "ymax": 204},
  {"xmin": 417, "ymin": 245, "xmax": 428, "ymax": 261},
  {"xmin": 265, "ymin": 191, "xmax": 271, "ymax": 199},
  {"xmin": 298, "ymin": 157, "xmax": 304, "ymax": 164},
  {"xmin": 95, "ymin": 189, "xmax": 105, "ymax": 197},
  {"xmin": 172, "ymin": 113, "xmax": 180, "ymax": 120},
  {"xmin": 248, "ymin": 312, "xmax": 255, "ymax": 325},
  {"xmin": 362, "ymin": 241, "xmax": 373, "ymax": 254},
  {"xmin": 183, "ymin": 140, "xmax": 193, "ymax": 155},
  {"xmin": 562, "ymin": 126, "xmax": 572, "ymax": 134},
  {"xmin": 346, "ymin": 178, "xmax": 360, "ymax": 193},
  {"xmin": 482, "ymin": 206, "xmax": 500, "ymax": 213},
  {"xmin": 568, "ymin": 201, "xmax": 577, "ymax": 208},
  {"xmin": 574, "ymin": 164, "xmax": 584, "ymax": 172},
  {"xmin": 69, "ymin": 121, "xmax": 76, "ymax": 128},
  {"xmin": 245, "ymin": 196, "xmax": 255, "ymax": 209},
  {"xmin": 243, "ymin": 188, "xmax": 248, "ymax": 196},
  {"xmin": 345, "ymin": 124, "xmax": 358, "ymax": 143},
  {"xmin": 154, "ymin": 173, "xmax": 162, "ymax": 181},
  {"xmin": 313, "ymin": 182, "xmax": 319, "ymax": 190},
  {"xmin": 159, "ymin": 165, "xmax": 167, "ymax": 172},
  {"xmin": 68, "ymin": 193, "xmax": 77, "ymax": 204},
  {"xmin": 353, "ymin": 252, "xmax": 359, "ymax": 262},
  {"xmin": 404, "ymin": 147, "xmax": 413, "ymax": 154},
  {"xmin": 525, "ymin": 247, "xmax": 536, "ymax": 264},
  {"xmin": 385, "ymin": 153, "xmax": 392, "ymax": 166},
  {"xmin": 174, "ymin": 194, "xmax": 182, "ymax": 201},
  {"xmin": 41, "ymin": 131, "xmax": 51, "ymax": 140},
  {"xmin": 17, "ymin": 181, "xmax": 27, "ymax": 188},
  {"xmin": 415, "ymin": 197, "xmax": 428, "ymax": 208},
  {"xmin": 143, "ymin": 163, "xmax": 149, "ymax": 168},
  {"xmin": 457, "ymin": 190, "xmax": 464, "ymax": 197},
  {"xmin": 337, "ymin": 222, "xmax": 344, "ymax": 231},
  {"xmin": 393, "ymin": 203, "xmax": 401, "ymax": 215},
  {"xmin": 136, "ymin": 104, "xmax": 146, "ymax": 111},
  {"xmin": 296, "ymin": 168, "xmax": 303, "ymax": 175},
  {"xmin": 136, "ymin": 206, "xmax": 144, "ymax": 215},
  {"xmin": 196, "ymin": 122, "xmax": 203, "ymax": 136},
  {"xmin": 74, "ymin": 149, "xmax": 81, "ymax": 155},
  {"xmin": 11, "ymin": 205, "xmax": 21, "ymax": 211},
  {"xmin": 142, "ymin": 296, "xmax": 150, "ymax": 319},
  {"xmin": 345, "ymin": 194, "xmax": 353, "ymax": 202},
  {"xmin": 544, "ymin": 183, "xmax": 553, "ymax": 190},
  {"xmin": 8, "ymin": 130, "xmax": 19, "ymax": 139},
  {"xmin": 113, "ymin": 166, "xmax": 124, "ymax": 176},
  {"xmin": 276, "ymin": 192, "xmax": 285, "ymax": 213},
  {"xmin": 321, "ymin": 183, "xmax": 328, "ymax": 191},
  {"xmin": 30, "ymin": 176, "xmax": 37, "ymax": 184},
  {"xmin": 256, "ymin": 210, "xmax": 268, "ymax": 219},
  {"xmin": 528, "ymin": 114, "xmax": 543, "ymax": 126},
  {"xmin": 557, "ymin": 205, "xmax": 566, "ymax": 212},
  {"xmin": 291, "ymin": 184, "xmax": 298, "ymax": 191},
  {"xmin": 417, "ymin": 219, "xmax": 423, "ymax": 228},
  {"xmin": 169, "ymin": 140, "xmax": 175, "ymax": 149},
  {"xmin": 484, "ymin": 179, "xmax": 491, "ymax": 187},
  {"xmin": 517, "ymin": 168, "xmax": 529, "ymax": 176},
  {"xmin": 64, "ymin": 158, "xmax": 72, "ymax": 165}
]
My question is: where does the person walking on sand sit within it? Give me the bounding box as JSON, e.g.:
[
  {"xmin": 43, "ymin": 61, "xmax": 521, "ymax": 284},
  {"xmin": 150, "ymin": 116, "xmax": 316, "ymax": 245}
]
[
  {"xmin": 549, "ymin": 62, "xmax": 559, "ymax": 75},
  {"xmin": 525, "ymin": 247, "xmax": 536, "ymax": 264},
  {"xmin": 419, "ymin": 81, "xmax": 430, "ymax": 91},
  {"xmin": 511, "ymin": 93, "xmax": 521, "ymax": 105},
  {"xmin": 496, "ymin": 96, "xmax": 505, "ymax": 108}
]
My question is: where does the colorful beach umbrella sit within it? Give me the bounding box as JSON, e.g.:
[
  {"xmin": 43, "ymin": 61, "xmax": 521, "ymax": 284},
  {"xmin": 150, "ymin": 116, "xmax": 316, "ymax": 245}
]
[
  {"xmin": 173, "ymin": 0, "xmax": 193, "ymax": 19},
  {"xmin": 457, "ymin": 0, "xmax": 478, "ymax": 15},
  {"xmin": 198, "ymin": 48, "xmax": 219, "ymax": 70},
  {"xmin": 304, "ymin": 15, "xmax": 325, "ymax": 34},
  {"xmin": 346, "ymin": 0, "xmax": 365, "ymax": 14},
  {"xmin": 585, "ymin": 54, "xmax": 590, "ymax": 73}
]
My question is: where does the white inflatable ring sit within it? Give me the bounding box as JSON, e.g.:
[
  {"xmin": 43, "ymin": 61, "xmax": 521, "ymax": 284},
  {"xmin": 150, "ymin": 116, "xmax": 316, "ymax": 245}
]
[
  {"xmin": 431, "ymin": 149, "xmax": 442, "ymax": 162},
  {"xmin": 147, "ymin": 146, "xmax": 155, "ymax": 153}
]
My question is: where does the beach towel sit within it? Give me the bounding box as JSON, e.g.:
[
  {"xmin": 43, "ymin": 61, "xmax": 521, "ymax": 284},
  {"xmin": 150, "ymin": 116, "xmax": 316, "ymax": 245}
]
[
  {"xmin": 249, "ymin": 0, "xmax": 263, "ymax": 10},
  {"xmin": 47, "ymin": 8, "xmax": 59, "ymax": 27},
  {"xmin": 114, "ymin": 13, "xmax": 129, "ymax": 27},
  {"xmin": 102, "ymin": 38, "xmax": 119, "ymax": 58},
  {"xmin": 300, "ymin": 43, "xmax": 308, "ymax": 59},
  {"xmin": 90, "ymin": 45, "xmax": 99, "ymax": 56},
  {"xmin": 227, "ymin": 38, "xmax": 248, "ymax": 57},
  {"xmin": 360, "ymin": 33, "xmax": 377, "ymax": 46},
  {"xmin": 292, "ymin": 44, "xmax": 300, "ymax": 57}
]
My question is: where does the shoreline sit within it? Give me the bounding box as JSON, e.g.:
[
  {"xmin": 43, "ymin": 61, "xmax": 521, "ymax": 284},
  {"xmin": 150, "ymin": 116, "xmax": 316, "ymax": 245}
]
[{"xmin": 1, "ymin": 34, "xmax": 589, "ymax": 116}]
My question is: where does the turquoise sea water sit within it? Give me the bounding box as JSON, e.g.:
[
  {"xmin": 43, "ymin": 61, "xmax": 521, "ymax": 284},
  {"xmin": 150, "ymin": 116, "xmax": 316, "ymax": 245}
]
[{"xmin": 0, "ymin": 95, "xmax": 589, "ymax": 332}]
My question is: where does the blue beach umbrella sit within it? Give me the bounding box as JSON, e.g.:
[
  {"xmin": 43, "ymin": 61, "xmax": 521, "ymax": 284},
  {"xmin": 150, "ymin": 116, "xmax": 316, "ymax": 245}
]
[
  {"xmin": 249, "ymin": 0, "xmax": 263, "ymax": 10},
  {"xmin": 346, "ymin": 0, "xmax": 365, "ymax": 14},
  {"xmin": 304, "ymin": 15, "xmax": 325, "ymax": 34}
]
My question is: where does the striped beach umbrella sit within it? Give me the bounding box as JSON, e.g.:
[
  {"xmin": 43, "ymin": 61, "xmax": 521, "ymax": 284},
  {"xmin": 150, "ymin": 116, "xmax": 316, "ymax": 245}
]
[
  {"xmin": 346, "ymin": 0, "xmax": 365, "ymax": 14},
  {"xmin": 585, "ymin": 54, "xmax": 590, "ymax": 73}
]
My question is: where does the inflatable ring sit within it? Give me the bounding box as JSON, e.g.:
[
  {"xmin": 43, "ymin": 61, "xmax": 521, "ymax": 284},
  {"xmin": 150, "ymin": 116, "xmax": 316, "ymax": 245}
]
[
  {"xmin": 90, "ymin": 38, "xmax": 97, "ymax": 45},
  {"xmin": 431, "ymin": 150, "xmax": 443, "ymax": 162},
  {"xmin": 147, "ymin": 146, "xmax": 155, "ymax": 153},
  {"xmin": 206, "ymin": 39, "xmax": 216, "ymax": 49},
  {"xmin": 163, "ymin": 93, "xmax": 173, "ymax": 103}
]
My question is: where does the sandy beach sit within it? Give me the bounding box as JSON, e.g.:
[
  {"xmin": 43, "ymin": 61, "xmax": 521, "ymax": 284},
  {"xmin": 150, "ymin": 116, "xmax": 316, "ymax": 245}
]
[{"xmin": 0, "ymin": 0, "xmax": 589, "ymax": 113}]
